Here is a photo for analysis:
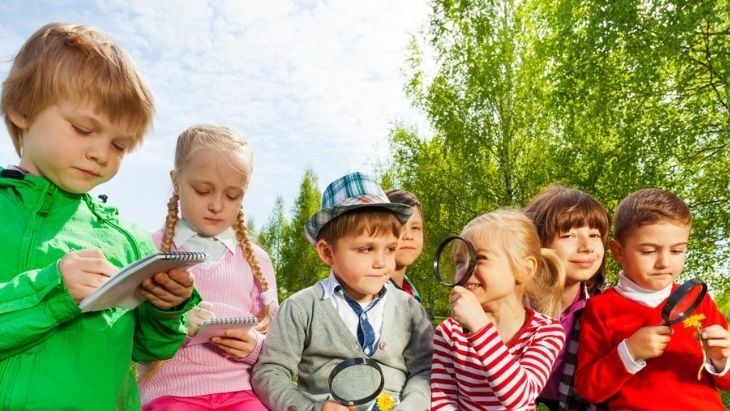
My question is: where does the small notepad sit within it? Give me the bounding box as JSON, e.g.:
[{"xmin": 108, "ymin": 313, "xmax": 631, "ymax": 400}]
[
  {"xmin": 79, "ymin": 251, "xmax": 207, "ymax": 312},
  {"xmin": 185, "ymin": 316, "xmax": 258, "ymax": 346}
]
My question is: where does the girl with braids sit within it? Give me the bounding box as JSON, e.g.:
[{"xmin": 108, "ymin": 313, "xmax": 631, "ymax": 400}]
[
  {"xmin": 431, "ymin": 210, "xmax": 566, "ymax": 411},
  {"xmin": 138, "ymin": 124, "xmax": 278, "ymax": 411}
]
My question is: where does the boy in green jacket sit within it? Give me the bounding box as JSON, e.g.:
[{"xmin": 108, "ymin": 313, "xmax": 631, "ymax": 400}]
[{"xmin": 0, "ymin": 22, "xmax": 199, "ymax": 410}]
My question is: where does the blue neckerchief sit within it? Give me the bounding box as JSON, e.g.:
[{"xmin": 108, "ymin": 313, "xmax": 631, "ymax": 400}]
[{"xmin": 335, "ymin": 285, "xmax": 386, "ymax": 356}]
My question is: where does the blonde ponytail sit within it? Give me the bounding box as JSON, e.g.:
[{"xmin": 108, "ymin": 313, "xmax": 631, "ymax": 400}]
[{"xmin": 525, "ymin": 248, "xmax": 565, "ymax": 318}]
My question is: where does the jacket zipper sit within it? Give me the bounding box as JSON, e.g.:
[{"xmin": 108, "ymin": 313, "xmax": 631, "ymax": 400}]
[
  {"xmin": 21, "ymin": 184, "xmax": 56, "ymax": 271},
  {"xmin": 83, "ymin": 195, "xmax": 142, "ymax": 261}
]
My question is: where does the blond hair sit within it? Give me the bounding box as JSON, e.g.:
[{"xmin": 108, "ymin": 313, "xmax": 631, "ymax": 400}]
[
  {"xmin": 141, "ymin": 125, "xmax": 270, "ymax": 380},
  {"xmin": 461, "ymin": 209, "xmax": 565, "ymax": 318},
  {"xmin": 1, "ymin": 22, "xmax": 154, "ymax": 155}
]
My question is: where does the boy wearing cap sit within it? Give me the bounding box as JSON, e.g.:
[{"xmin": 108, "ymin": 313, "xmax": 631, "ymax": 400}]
[{"xmin": 253, "ymin": 172, "xmax": 433, "ymax": 411}]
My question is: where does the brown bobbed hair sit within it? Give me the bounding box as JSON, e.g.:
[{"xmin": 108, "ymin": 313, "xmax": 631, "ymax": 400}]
[{"xmin": 524, "ymin": 185, "xmax": 610, "ymax": 295}]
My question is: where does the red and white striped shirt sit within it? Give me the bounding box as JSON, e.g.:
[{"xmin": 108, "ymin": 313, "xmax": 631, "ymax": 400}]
[{"xmin": 431, "ymin": 309, "xmax": 565, "ymax": 410}]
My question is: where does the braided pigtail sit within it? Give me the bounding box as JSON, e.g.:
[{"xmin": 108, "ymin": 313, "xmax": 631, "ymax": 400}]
[
  {"xmin": 160, "ymin": 193, "xmax": 180, "ymax": 252},
  {"xmin": 233, "ymin": 209, "xmax": 274, "ymax": 333}
]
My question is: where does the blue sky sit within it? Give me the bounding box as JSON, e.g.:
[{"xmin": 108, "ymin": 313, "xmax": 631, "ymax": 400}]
[{"xmin": 0, "ymin": 0, "xmax": 432, "ymax": 230}]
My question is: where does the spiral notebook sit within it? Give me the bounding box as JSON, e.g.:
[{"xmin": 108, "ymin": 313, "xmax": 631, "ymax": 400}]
[
  {"xmin": 79, "ymin": 251, "xmax": 208, "ymax": 312},
  {"xmin": 185, "ymin": 316, "xmax": 258, "ymax": 346}
]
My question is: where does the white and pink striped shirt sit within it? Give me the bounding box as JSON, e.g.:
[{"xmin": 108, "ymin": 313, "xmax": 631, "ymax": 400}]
[
  {"xmin": 431, "ymin": 309, "xmax": 565, "ymax": 411},
  {"xmin": 138, "ymin": 223, "xmax": 278, "ymax": 405}
]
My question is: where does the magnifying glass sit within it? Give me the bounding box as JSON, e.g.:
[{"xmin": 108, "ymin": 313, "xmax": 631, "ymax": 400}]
[
  {"xmin": 661, "ymin": 278, "xmax": 707, "ymax": 326},
  {"xmin": 433, "ymin": 236, "xmax": 477, "ymax": 333},
  {"xmin": 328, "ymin": 357, "xmax": 384, "ymax": 406},
  {"xmin": 433, "ymin": 236, "xmax": 477, "ymax": 287}
]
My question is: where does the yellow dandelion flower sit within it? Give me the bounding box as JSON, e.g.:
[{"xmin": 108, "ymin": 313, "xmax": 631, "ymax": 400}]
[
  {"xmin": 375, "ymin": 392, "xmax": 397, "ymax": 411},
  {"xmin": 682, "ymin": 313, "xmax": 706, "ymax": 329},
  {"xmin": 681, "ymin": 313, "xmax": 707, "ymax": 381}
]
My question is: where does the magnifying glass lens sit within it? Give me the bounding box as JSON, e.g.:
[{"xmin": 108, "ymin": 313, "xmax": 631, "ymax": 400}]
[
  {"xmin": 436, "ymin": 238, "xmax": 472, "ymax": 286},
  {"xmin": 668, "ymin": 284, "xmax": 704, "ymax": 321},
  {"xmin": 329, "ymin": 358, "xmax": 384, "ymax": 406},
  {"xmin": 661, "ymin": 278, "xmax": 708, "ymax": 325}
]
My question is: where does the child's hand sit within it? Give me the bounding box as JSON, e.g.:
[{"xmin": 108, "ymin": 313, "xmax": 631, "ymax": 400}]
[
  {"xmin": 450, "ymin": 286, "xmax": 490, "ymax": 332},
  {"xmin": 59, "ymin": 249, "xmax": 118, "ymax": 302},
  {"xmin": 211, "ymin": 327, "xmax": 258, "ymax": 359},
  {"xmin": 700, "ymin": 324, "xmax": 730, "ymax": 370},
  {"xmin": 186, "ymin": 301, "xmax": 214, "ymax": 336},
  {"xmin": 139, "ymin": 268, "xmax": 194, "ymax": 310},
  {"xmin": 626, "ymin": 325, "xmax": 673, "ymax": 361},
  {"xmin": 320, "ymin": 400, "xmax": 356, "ymax": 411}
]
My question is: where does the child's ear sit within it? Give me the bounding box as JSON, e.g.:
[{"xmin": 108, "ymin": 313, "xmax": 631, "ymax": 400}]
[
  {"xmin": 610, "ymin": 239, "xmax": 624, "ymax": 264},
  {"xmin": 315, "ymin": 239, "xmax": 335, "ymax": 265},
  {"xmin": 516, "ymin": 256, "xmax": 538, "ymax": 284},
  {"xmin": 7, "ymin": 107, "xmax": 29, "ymax": 129}
]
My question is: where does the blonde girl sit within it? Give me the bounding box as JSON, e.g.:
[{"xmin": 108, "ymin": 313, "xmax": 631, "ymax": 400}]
[
  {"xmin": 431, "ymin": 209, "xmax": 566, "ymax": 410},
  {"xmin": 138, "ymin": 125, "xmax": 278, "ymax": 411},
  {"xmin": 525, "ymin": 185, "xmax": 609, "ymax": 411}
]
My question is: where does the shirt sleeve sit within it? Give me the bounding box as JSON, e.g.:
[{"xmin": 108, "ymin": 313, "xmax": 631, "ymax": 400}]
[
  {"xmin": 132, "ymin": 288, "xmax": 202, "ymax": 363},
  {"xmin": 575, "ymin": 299, "xmax": 635, "ymax": 403},
  {"xmin": 702, "ymin": 297, "xmax": 730, "ymax": 390},
  {"xmin": 396, "ymin": 303, "xmax": 433, "ymax": 410},
  {"xmin": 252, "ymin": 297, "xmax": 320, "ymax": 411},
  {"xmin": 431, "ymin": 320, "xmax": 461, "ymax": 411},
  {"xmin": 0, "ymin": 263, "xmax": 80, "ymax": 360}
]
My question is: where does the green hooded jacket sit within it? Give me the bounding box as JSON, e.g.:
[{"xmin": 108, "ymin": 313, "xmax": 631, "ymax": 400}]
[{"xmin": 0, "ymin": 169, "xmax": 200, "ymax": 410}]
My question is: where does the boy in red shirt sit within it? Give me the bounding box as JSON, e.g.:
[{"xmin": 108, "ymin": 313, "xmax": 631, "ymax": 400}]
[{"xmin": 575, "ymin": 188, "xmax": 730, "ymax": 410}]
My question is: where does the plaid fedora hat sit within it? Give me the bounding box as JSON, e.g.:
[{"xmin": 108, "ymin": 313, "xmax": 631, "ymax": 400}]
[{"xmin": 305, "ymin": 171, "xmax": 413, "ymax": 244}]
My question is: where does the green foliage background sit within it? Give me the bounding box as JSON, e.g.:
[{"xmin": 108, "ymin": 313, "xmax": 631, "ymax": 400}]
[{"xmin": 256, "ymin": 0, "xmax": 728, "ymax": 321}]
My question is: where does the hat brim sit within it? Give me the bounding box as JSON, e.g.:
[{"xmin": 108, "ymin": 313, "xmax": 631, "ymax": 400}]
[{"xmin": 305, "ymin": 203, "xmax": 413, "ymax": 244}]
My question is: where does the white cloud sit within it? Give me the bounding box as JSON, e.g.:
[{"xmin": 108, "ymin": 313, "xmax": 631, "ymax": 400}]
[{"xmin": 0, "ymin": 0, "xmax": 431, "ymax": 230}]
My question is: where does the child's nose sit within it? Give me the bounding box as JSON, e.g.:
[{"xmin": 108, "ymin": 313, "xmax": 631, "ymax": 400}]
[
  {"xmin": 577, "ymin": 234, "xmax": 594, "ymax": 252},
  {"xmin": 86, "ymin": 144, "xmax": 109, "ymax": 165},
  {"xmin": 373, "ymin": 252, "xmax": 386, "ymax": 268},
  {"xmin": 655, "ymin": 251, "xmax": 670, "ymax": 268},
  {"xmin": 208, "ymin": 196, "xmax": 223, "ymax": 213}
]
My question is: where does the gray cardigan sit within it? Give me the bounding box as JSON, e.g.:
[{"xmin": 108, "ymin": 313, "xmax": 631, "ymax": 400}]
[{"xmin": 252, "ymin": 281, "xmax": 433, "ymax": 411}]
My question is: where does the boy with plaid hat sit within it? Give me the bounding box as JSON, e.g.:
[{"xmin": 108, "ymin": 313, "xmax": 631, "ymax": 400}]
[{"xmin": 253, "ymin": 171, "xmax": 433, "ymax": 411}]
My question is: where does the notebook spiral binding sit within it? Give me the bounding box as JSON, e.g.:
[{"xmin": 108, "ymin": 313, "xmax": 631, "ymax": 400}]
[
  {"xmin": 163, "ymin": 251, "xmax": 208, "ymax": 261},
  {"xmin": 205, "ymin": 317, "xmax": 257, "ymax": 326}
]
